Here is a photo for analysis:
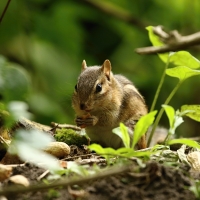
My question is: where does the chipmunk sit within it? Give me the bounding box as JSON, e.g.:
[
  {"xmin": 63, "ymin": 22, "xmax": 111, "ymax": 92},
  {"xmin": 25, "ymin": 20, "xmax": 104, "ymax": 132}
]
[{"xmin": 72, "ymin": 60, "xmax": 148, "ymax": 149}]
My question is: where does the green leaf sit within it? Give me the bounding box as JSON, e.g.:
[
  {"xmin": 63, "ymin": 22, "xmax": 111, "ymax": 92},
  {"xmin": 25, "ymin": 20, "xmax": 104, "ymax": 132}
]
[
  {"xmin": 162, "ymin": 106, "xmax": 184, "ymax": 136},
  {"xmin": 132, "ymin": 111, "xmax": 157, "ymax": 149},
  {"xmin": 88, "ymin": 144, "xmax": 118, "ymax": 158},
  {"xmin": 88, "ymin": 144, "xmax": 107, "ymax": 154},
  {"xmin": 113, "ymin": 123, "xmax": 130, "ymax": 148},
  {"xmin": 162, "ymin": 105, "xmax": 175, "ymax": 128},
  {"xmin": 173, "ymin": 114, "xmax": 184, "ymax": 132},
  {"xmin": 116, "ymin": 147, "xmax": 137, "ymax": 157},
  {"xmin": 67, "ymin": 162, "xmax": 89, "ymax": 176},
  {"xmin": 166, "ymin": 66, "xmax": 200, "ymax": 81},
  {"xmin": 13, "ymin": 129, "xmax": 53, "ymax": 149},
  {"xmin": 168, "ymin": 138, "xmax": 200, "ymax": 149},
  {"xmin": 146, "ymin": 26, "xmax": 169, "ymax": 63},
  {"xmin": 116, "ymin": 147, "xmax": 151, "ymax": 157},
  {"xmin": 88, "ymin": 144, "xmax": 151, "ymax": 158},
  {"xmin": 9, "ymin": 130, "xmax": 61, "ymax": 171},
  {"xmin": 0, "ymin": 62, "xmax": 31, "ymax": 101},
  {"xmin": 181, "ymin": 105, "xmax": 200, "ymax": 122},
  {"xmin": 7, "ymin": 101, "xmax": 32, "ymax": 121},
  {"xmin": 0, "ymin": 101, "xmax": 32, "ymax": 128},
  {"xmin": 170, "ymin": 51, "xmax": 200, "ymax": 69}
]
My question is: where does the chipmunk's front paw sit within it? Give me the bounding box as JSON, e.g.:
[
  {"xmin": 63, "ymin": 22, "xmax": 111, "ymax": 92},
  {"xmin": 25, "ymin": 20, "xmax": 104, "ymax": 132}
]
[{"xmin": 75, "ymin": 115, "xmax": 98, "ymax": 128}]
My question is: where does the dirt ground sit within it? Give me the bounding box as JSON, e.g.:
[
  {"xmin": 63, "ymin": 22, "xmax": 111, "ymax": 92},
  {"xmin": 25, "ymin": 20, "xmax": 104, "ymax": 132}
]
[{"xmin": 2, "ymin": 146, "xmax": 198, "ymax": 200}]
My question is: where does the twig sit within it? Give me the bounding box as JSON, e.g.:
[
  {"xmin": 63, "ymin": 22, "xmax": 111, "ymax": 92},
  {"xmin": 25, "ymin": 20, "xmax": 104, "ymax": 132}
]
[
  {"xmin": 0, "ymin": 0, "xmax": 11, "ymax": 24},
  {"xmin": 0, "ymin": 165, "xmax": 132, "ymax": 195},
  {"xmin": 51, "ymin": 122, "xmax": 81, "ymax": 131},
  {"xmin": 81, "ymin": 0, "xmax": 147, "ymax": 31},
  {"xmin": 77, "ymin": 157, "xmax": 106, "ymax": 165},
  {"xmin": 5, "ymin": 163, "xmax": 26, "ymax": 168},
  {"xmin": 135, "ymin": 147, "xmax": 153, "ymax": 152},
  {"xmin": 135, "ymin": 26, "xmax": 200, "ymax": 54},
  {"xmin": 0, "ymin": 136, "xmax": 9, "ymax": 148},
  {"xmin": 37, "ymin": 170, "xmax": 50, "ymax": 181},
  {"xmin": 62, "ymin": 153, "xmax": 97, "ymax": 161}
]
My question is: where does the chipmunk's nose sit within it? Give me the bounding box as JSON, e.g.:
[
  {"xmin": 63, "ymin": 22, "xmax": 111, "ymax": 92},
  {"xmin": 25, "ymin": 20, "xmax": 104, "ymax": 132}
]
[{"xmin": 80, "ymin": 103, "xmax": 86, "ymax": 110}]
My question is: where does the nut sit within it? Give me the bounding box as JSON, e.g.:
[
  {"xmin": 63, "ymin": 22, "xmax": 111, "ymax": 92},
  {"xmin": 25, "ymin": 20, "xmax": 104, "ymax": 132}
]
[
  {"xmin": 44, "ymin": 142, "xmax": 70, "ymax": 158},
  {"xmin": 9, "ymin": 175, "xmax": 30, "ymax": 187}
]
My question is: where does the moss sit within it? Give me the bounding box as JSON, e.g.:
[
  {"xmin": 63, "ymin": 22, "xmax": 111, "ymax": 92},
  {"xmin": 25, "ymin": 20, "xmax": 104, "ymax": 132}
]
[{"xmin": 54, "ymin": 128, "xmax": 89, "ymax": 147}]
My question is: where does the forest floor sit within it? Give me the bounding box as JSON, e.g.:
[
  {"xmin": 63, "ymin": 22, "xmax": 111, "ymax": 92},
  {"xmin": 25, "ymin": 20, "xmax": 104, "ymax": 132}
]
[{"xmin": 2, "ymin": 145, "xmax": 199, "ymax": 200}]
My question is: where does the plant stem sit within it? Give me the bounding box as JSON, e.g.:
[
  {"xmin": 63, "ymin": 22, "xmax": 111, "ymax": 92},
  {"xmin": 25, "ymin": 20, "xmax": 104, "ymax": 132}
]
[
  {"xmin": 0, "ymin": 165, "xmax": 131, "ymax": 196},
  {"xmin": 163, "ymin": 130, "xmax": 172, "ymax": 144},
  {"xmin": 150, "ymin": 57, "xmax": 170, "ymax": 112},
  {"xmin": 82, "ymin": 0, "xmax": 147, "ymax": 31},
  {"xmin": 147, "ymin": 80, "xmax": 182, "ymax": 147},
  {"xmin": 0, "ymin": 0, "xmax": 11, "ymax": 24}
]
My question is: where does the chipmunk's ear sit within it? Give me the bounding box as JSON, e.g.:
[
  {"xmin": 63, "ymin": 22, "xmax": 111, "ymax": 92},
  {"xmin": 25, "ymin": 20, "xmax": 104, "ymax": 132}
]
[
  {"xmin": 102, "ymin": 59, "xmax": 112, "ymax": 80},
  {"xmin": 82, "ymin": 60, "xmax": 87, "ymax": 71}
]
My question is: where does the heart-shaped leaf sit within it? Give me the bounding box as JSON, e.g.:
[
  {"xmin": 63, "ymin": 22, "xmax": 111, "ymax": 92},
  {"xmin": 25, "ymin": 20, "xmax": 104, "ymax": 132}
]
[
  {"xmin": 146, "ymin": 26, "xmax": 169, "ymax": 63},
  {"xmin": 166, "ymin": 66, "xmax": 200, "ymax": 81},
  {"xmin": 181, "ymin": 105, "xmax": 200, "ymax": 122},
  {"xmin": 169, "ymin": 51, "xmax": 200, "ymax": 69}
]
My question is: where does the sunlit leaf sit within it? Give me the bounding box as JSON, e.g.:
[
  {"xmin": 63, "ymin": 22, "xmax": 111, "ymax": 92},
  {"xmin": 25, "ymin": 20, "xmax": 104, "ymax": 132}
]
[
  {"xmin": 173, "ymin": 115, "xmax": 184, "ymax": 131},
  {"xmin": 170, "ymin": 51, "xmax": 200, "ymax": 69},
  {"xmin": 132, "ymin": 111, "xmax": 157, "ymax": 149},
  {"xmin": 146, "ymin": 26, "xmax": 169, "ymax": 63},
  {"xmin": 67, "ymin": 162, "xmax": 89, "ymax": 176},
  {"xmin": 9, "ymin": 130, "xmax": 61, "ymax": 171},
  {"xmin": 162, "ymin": 105, "xmax": 175, "ymax": 128},
  {"xmin": 113, "ymin": 123, "xmax": 130, "ymax": 148},
  {"xmin": 88, "ymin": 144, "xmax": 107, "ymax": 154},
  {"xmin": 89, "ymin": 144, "xmax": 151, "ymax": 158},
  {"xmin": 166, "ymin": 66, "xmax": 200, "ymax": 81},
  {"xmin": 162, "ymin": 105, "xmax": 184, "ymax": 136},
  {"xmin": 181, "ymin": 105, "xmax": 200, "ymax": 122},
  {"xmin": 168, "ymin": 138, "xmax": 200, "ymax": 149},
  {"xmin": 117, "ymin": 148, "xmax": 151, "ymax": 157},
  {"xmin": 12, "ymin": 143, "xmax": 61, "ymax": 171},
  {"xmin": 88, "ymin": 144, "xmax": 117, "ymax": 157},
  {"xmin": 7, "ymin": 101, "xmax": 32, "ymax": 120},
  {"xmin": 13, "ymin": 129, "xmax": 54, "ymax": 149},
  {"xmin": 115, "ymin": 147, "xmax": 151, "ymax": 157}
]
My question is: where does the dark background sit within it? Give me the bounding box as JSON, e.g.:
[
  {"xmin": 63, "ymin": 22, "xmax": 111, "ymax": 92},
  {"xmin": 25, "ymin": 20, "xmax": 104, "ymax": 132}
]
[{"xmin": 0, "ymin": 0, "xmax": 200, "ymax": 137}]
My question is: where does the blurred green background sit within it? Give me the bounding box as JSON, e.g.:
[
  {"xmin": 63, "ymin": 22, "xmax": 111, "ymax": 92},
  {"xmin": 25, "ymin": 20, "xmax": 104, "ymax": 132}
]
[{"xmin": 0, "ymin": 0, "xmax": 200, "ymax": 137}]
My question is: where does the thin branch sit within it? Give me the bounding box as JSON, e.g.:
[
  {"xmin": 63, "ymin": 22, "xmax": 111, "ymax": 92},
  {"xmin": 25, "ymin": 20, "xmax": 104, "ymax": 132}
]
[
  {"xmin": 51, "ymin": 122, "xmax": 81, "ymax": 131},
  {"xmin": 0, "ymin": 135, "xmax": 9, "ymax": 148},
  {"xmin": 81, "ymin": 0, "xmax": 147, "ymax": 31},
  {"xmin": 0, "ymin": 0, "xmax": 11, "ymax": 24},
  {"xmin": 0, "ymin": 165, "xmax": 132, "ymax": 196},
  {"xmin": 135, "ymin": 26, "xmax": 200, "ymax": 54}
]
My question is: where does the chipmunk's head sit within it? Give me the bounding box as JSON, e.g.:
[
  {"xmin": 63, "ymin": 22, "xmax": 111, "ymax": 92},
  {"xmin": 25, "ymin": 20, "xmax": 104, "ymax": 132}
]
[{"xmin": 72, "ymin": 60, "xmax": 115, "ymax": 115}]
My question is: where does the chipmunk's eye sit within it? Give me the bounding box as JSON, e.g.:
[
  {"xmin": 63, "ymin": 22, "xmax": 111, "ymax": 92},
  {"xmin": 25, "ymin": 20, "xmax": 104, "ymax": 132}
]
[
  {"xmin": 75, "ymin": 84, "xmax": 78, "ymax": 91},
  {"xmin": 95, "ymin": 83, "xmax": 102, "ymax": 93}
]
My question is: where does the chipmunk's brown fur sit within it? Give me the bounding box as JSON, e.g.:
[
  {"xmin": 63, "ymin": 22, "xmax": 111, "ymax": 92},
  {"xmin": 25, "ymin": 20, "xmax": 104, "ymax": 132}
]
[{"xmin": 72, "ymin": 60, "xmax": 148, "ymax": 149}]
